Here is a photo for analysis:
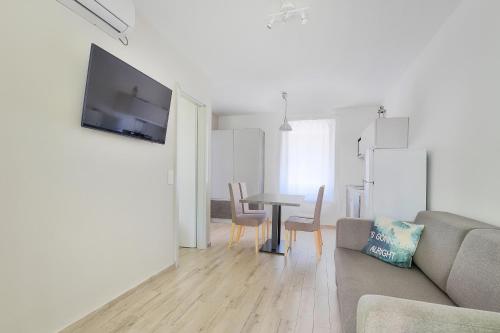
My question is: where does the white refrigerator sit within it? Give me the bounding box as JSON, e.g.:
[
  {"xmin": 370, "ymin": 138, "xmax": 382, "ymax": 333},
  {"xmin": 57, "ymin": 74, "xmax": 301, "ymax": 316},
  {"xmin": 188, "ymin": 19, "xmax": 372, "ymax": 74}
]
[{"xmin": 362, "ymin": 149, "xmax": 427, "ymax": 221}]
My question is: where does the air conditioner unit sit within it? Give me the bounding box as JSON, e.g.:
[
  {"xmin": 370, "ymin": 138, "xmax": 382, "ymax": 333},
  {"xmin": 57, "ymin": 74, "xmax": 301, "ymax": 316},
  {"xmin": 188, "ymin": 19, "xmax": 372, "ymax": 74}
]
[{"xmin": 57, "ymin": 0, "xmax": 135, "ymax": 44}]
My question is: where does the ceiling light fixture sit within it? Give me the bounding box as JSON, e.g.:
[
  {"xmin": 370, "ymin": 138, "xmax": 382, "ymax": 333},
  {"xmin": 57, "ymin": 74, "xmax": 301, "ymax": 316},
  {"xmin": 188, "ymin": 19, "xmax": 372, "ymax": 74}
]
[
  {"xmin": 266, "ymin": 16, "xmax": 276, "ymax": 29},
  {"xmin": 300, "ymin": 11, "xmax": 308, "ymax": 25},
  {"xmin": 279, "ymin": 92, "xmax": 292, "ymax": 131},
  {"xmin": 377, "ymin": 105, "xmax": 387, "ymax": 118},
  {"xmin": 267, "ymin": 1, "xmax": 309, "ymax": 30}
]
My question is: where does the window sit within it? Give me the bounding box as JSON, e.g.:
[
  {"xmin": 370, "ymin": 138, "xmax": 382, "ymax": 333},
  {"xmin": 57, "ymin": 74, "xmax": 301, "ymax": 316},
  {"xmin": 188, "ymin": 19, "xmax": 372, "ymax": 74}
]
[{"xmin": 280, "ymin": 119, "xmax": 335, "ymax": 201}]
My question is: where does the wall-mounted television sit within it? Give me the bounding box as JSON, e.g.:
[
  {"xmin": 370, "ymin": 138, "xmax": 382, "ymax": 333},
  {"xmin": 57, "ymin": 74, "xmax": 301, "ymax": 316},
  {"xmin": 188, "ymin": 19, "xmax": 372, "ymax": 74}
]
[{"xmin": 82, "ymin": 44, "xmax": 172, "ymax": 144}]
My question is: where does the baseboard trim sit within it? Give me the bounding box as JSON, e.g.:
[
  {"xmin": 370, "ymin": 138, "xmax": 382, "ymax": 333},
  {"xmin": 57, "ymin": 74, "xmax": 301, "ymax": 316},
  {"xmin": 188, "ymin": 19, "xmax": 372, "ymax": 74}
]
[{"xmin": 60, "ymin": 264, "xmax": 176, "ymax": 332}]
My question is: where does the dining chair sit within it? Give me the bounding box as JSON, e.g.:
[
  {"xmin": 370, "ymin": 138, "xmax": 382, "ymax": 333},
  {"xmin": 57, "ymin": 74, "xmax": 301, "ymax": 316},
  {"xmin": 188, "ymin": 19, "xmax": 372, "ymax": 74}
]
[
  {"xmin": 228, "ymin": 183, "xmax": 266, "ymax": 253},
  {"xmin": 238, "ymin": 182, "xmax": 271, "ymax": 242},
  {"xmin": 284, "ymin": 185, "xmax": 325, "ymax": 257}
]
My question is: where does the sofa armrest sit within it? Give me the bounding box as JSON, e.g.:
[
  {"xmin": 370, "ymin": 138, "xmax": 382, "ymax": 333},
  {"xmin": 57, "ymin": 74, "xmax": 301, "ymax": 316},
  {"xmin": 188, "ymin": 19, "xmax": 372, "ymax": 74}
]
[
  {"xmin": 336, "ymin": 218, "xmax": 373, "ymax": 251},
  {"xmin": 357, "ymin": 295, "xmax": 500, "ymax": 333}
]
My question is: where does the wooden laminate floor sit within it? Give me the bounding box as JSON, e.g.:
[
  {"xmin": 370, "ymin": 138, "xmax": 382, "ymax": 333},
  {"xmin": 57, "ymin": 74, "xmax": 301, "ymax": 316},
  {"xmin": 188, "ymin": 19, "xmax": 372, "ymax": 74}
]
[{"xmin": 62, "ymin": 223, "xmax": 341, "ymax": 333}]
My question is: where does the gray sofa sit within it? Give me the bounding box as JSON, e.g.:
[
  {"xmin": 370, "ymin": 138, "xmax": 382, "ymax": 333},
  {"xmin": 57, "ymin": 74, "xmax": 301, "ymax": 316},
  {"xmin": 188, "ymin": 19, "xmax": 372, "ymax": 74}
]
[{"xmin": 334, "ymin": 211, "xmax": 500, "ymax": 333}]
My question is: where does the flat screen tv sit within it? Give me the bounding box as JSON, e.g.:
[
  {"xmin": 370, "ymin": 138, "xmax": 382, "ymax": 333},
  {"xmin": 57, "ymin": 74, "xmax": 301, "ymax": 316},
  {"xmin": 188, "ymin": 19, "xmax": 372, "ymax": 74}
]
[{"xmin": 82, "ymin": 44, "xmax": 172, "ymax": 144}]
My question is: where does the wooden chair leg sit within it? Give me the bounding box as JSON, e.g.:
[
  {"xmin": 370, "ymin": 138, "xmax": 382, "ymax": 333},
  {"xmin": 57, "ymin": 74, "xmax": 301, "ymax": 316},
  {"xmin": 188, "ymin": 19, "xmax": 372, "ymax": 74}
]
[
  {"xmin": 228, "ymin": 223, "xmax": 236, "ymax": 248},
  {"xmin": 241, "ymin": 226, "xmax": 245, "ymax": 238},
  {"xmin": 285, "ymin": 228, "xmax": 290, "ymax": 256},
  {"xmin": 319, "ymin": 229, "xmax": 323, "ymax": 245},
  {"xmin": 314, "ymin": 230, "xmax": 322, "ymax": 256},
  {"xmin": 236, "ymin": 225, "xmax": 243, "ymax": 242},
  {"xmin": 293, "ymin": 229, "xmax": 297, "ymax": 241},
  {"xmin": 261, "ymin": 223, "xmax": 266, "ymax": 242}
]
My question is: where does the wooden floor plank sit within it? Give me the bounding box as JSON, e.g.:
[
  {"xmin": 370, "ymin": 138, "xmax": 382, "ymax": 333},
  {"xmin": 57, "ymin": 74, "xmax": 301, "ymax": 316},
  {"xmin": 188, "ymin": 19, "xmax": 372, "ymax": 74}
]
[{"xmin": 61, "ymin": 223, "xmax": 339, "ymax": 333}]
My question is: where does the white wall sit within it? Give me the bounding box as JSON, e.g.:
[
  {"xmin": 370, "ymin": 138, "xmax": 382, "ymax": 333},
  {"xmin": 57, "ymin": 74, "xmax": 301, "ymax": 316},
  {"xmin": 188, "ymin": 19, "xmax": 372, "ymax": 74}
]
[
  {"xmin": 384, "ymin": 0, "xmax": 500, "ymax": 226},
  {"xmin": 217, "ymin": 107, "xmax": 377, "ymax": 225},
  {"xmin": 0, "ymin": 1, "xmax": 210, "ymax": 332}
]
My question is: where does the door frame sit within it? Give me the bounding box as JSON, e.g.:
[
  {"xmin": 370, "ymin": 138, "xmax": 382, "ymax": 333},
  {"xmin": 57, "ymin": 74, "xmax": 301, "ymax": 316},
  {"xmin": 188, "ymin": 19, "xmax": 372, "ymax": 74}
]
[{"xmin": 174, "ymin": 84, "xmax": 211, "ymax": 266}]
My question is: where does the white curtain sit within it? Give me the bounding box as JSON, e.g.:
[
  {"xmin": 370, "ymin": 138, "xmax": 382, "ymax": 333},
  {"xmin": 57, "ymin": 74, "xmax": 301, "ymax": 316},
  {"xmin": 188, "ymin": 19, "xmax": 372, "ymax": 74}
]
[{"xmin": 280, "ymin": 119, "xmax": 335, "ymax": 202}]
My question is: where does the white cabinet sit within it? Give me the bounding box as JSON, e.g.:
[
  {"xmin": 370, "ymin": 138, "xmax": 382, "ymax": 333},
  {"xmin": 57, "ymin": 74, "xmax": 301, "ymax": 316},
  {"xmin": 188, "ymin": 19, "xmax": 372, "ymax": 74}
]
[
  {"xmin": 211, "ymin": 130, "xmax": 234, "ymax": 200},
  {"xmin": 358, "ymin": 118, "xmax": 409, "ymax": 158},
  {"xmin": 233, "ymin": 129, "xmax": 265, "ymax": 196},
  {"xmin": 211, "ymin": 129, "xmax": 265, "ymax": 200}
]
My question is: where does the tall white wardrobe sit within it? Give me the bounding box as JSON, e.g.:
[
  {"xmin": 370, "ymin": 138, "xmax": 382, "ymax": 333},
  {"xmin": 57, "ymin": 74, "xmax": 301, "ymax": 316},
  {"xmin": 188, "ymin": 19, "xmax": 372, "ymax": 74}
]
[{"xmin": 211, "ymin": 129, "xmax": 265, "ymax": 205}]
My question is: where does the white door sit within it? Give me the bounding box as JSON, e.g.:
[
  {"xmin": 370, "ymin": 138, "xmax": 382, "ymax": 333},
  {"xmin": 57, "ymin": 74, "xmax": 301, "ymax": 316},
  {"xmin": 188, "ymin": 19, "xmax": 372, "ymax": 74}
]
[{"xmin": 177, "ymin": 96, "xmax": 198, "ymax": 248}]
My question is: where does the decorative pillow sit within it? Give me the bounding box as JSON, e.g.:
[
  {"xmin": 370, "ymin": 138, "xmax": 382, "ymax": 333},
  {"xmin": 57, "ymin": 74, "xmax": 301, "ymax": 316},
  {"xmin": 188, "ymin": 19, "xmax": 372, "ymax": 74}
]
[{"xmin": 362, "ymin": 216, "xmax": 425, "ymax": 268}]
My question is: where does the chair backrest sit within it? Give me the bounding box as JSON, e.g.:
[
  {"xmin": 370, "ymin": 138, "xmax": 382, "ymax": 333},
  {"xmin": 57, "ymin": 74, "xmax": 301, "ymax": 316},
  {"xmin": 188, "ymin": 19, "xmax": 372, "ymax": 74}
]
[
  {"xmin": 228, "ymin": 182, "xmax": 242, "ymax": 221},
  {"xmin": 239, "ymin": 182, "xmax": 250, "ymax": 213},
  {"xmin": 313, "ymin": 185, "xmax": 325, "ymax": 226}
]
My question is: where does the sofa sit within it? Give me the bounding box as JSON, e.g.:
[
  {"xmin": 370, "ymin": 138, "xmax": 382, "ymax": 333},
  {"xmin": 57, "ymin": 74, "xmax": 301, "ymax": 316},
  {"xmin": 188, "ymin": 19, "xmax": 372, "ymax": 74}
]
[{"xmin": 334, "ymin": 211, "xmax": 500, "ymax": 333}]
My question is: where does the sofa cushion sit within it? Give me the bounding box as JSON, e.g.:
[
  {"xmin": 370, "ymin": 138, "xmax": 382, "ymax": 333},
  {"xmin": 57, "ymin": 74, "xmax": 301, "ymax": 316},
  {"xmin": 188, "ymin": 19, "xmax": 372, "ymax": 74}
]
[
  {"xmin": 335, "ymin": 247, "xmax": 454, "ymax": 333},
  {"xmin": 362, "ymin": 217, "xmax": 424, "ymax": 268},
  {"xmin": 413, "ymin": 211, "xmax": 492, "ymax": 291},
  {"xmin": 447, "ymin": 229, "xmax": 500, "ymax": 312},
  {"xmin": 336, "ymin": 218, "xmax": 373, "ymax": 251}
]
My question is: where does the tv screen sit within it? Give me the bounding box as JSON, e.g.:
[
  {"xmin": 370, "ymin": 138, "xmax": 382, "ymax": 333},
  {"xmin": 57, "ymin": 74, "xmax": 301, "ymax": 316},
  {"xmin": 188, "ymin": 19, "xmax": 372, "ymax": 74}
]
[{"xmin": 82, "ymin": 44, "xmax": 172, "ymax": 144}]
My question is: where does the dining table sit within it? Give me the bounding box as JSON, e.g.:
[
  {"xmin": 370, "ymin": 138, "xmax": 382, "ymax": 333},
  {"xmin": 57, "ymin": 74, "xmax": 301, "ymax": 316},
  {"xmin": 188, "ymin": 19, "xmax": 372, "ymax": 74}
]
[{"xmin": 240, "ymin": 193, "xmax": 304, "ymax": 255}]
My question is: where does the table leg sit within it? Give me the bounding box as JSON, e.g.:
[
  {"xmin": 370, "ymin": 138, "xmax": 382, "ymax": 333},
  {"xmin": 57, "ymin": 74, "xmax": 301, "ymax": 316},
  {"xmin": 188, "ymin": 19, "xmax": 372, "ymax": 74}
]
[
  {"xmin": 259, "ymin": 204, "xmax": 285, "ymax": 255},
  {"xmin": 278, "ymin": 205, "xmax": 281, "ymax": 243},
  {"xmin": 272, "ymin": 204, "xmax": 280, "ymax": 249}
]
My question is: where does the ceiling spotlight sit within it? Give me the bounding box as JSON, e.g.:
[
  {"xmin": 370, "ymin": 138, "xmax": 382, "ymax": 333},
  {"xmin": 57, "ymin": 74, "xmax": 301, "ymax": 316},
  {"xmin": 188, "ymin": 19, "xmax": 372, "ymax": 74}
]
[
  {"xmin": 266, "ymin": 0, "xmax": 309, "ymax": 29},
  {"xmin": 300, "ymin": 12, "xmax": 308, "ymax": 25},
  {"xmin": 267, "ymin": 17, "xmax": 275, "ymax": 29}
]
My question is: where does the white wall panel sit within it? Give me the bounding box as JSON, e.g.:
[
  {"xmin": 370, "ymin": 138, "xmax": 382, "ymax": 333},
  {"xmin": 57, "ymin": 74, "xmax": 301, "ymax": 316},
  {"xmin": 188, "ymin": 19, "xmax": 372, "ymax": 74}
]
[
  {"xmin": 0, "ymin": 1, "xmax": 210, "ymax": 332},
  {"xmin": 384, "ymin": 0, "xmax": 500, "ymax": 226}
]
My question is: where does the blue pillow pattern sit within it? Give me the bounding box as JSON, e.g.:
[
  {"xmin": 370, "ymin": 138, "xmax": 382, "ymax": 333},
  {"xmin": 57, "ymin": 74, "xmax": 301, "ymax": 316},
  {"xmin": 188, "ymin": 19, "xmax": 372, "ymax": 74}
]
[{"xmin": 362, "ymin": 216, "xmax": 425, "ymax": 268}]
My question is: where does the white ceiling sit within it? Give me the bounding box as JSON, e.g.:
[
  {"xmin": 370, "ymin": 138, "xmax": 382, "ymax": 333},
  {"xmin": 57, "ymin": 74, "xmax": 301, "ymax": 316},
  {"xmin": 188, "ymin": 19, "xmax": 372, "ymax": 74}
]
[{"xmin": 136, "ymin": 0, "xmax": 461, "ymax": 115}]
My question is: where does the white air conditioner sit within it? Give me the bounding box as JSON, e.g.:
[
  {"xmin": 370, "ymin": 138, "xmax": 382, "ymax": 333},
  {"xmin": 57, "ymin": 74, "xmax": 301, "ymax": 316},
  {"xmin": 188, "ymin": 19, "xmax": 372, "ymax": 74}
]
[{"xmin": 57, "ymin": 0, "xmax": 135, "ymax": 44}]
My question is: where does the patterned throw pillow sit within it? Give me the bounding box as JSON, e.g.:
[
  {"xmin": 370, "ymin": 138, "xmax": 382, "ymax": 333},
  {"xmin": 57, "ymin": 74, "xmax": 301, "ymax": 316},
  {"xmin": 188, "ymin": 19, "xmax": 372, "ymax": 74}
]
[{"xmin": 362, "ymin": 216, "xmax": 425, "ymax": 268}]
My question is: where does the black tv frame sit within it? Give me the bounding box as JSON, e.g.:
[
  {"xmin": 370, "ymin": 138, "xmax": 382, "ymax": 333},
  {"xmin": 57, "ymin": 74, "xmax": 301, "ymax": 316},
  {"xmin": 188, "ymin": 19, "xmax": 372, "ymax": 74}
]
[{"xmin": 81, "ymin": 44, "xmax": 172, "ymax": 144}]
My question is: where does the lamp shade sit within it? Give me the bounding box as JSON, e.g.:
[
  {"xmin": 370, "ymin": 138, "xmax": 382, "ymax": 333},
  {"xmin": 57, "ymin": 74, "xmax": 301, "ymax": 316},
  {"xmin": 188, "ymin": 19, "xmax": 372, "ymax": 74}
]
[{"xmin": 280, "ymin": 119, "xmax": 292, "ymax": 131}]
